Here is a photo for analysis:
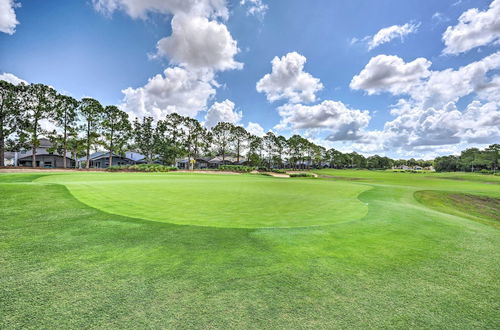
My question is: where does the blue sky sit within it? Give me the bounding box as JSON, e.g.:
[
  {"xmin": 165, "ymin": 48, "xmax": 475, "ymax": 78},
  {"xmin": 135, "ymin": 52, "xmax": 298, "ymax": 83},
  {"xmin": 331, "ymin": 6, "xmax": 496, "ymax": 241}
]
[{"xmin": 1, "ymin": 0, "xmax": 499, "ymax": 159}]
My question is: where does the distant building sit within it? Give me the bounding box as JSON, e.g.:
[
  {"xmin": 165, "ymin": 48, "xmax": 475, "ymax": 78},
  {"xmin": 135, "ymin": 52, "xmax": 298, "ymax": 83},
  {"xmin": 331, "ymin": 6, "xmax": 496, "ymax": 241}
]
[
  {"xmin": 176, "ymin": 157, "xmax": 211, "ymax": 170},
  {"xmin": 77, "ymin": 152, "xmax": 135, "ymax": 168},
  {"xmin": 6, "ymin": 138, "xmax": 75, "ymax": 168}
]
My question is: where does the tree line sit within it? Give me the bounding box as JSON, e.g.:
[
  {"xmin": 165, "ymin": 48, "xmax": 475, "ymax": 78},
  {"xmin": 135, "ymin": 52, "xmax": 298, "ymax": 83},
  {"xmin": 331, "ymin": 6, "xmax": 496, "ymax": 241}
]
[
  {"xmin": 1, "ymin": 80, "xmax": 498, "ymax": 172},
  {"xmin": 434, "ymin": 146, "xmax": 499, "ymax": 173}
]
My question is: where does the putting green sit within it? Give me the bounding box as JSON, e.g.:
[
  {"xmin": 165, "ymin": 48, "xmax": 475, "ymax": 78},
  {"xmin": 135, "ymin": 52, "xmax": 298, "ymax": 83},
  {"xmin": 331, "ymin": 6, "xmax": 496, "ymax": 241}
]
[{"xmin": 38, "ymin": 173, "xmax": 370, "ymax": 228}]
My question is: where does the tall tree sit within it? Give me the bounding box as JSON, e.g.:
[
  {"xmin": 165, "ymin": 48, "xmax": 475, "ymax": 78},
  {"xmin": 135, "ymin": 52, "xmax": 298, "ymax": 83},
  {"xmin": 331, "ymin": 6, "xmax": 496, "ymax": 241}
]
[
  {"xmin": 66, "ymin": 135, "xmax": 87, "ymax": 168},
  {"xmin": 0, "ymin": 80, "xmax": 21, "ymax": 167},
  {"xmin": 231, "ymin": 125, "xmax": 249, "ymax": 163},
  {"xmin": 274, "ymin": 135, "xmax": 287, "ymax": 168},
  {"xmin": 484, "ymin": 144, "xmax": 499, "ymax": 173},
  {"xmin": 211, "ymin": 122, "xmax": 234, "ymax": 162},
  {"xmin": 101, "ymin": 105, "xmax": 131, "ymax": 167},
  {"xmin": 263, "ymin": 132, "xmax": 277, "ymax": 168},
  {"xmin": 19, "ymin": 84, "xmax": 57, "ymax": 168},
  {"xmin": 287, "ymin": 135, "xmax": 304, "ymax": 169},
  {"xmin": 182, "ymin": 117, "xmax": 206, "ymax": 169},
  {"xmin": 156, "ymin": 113, "xmax": 185, "ymax": 165},
  {"xmin": 247, "ymin": 135, "xmax": 263, "ymax": 167},
  {"xmin": 132, "ymin": 117, "xmax": 157, "ymax": 164},
  {"xmin": 50, "ymin": 94, "xmax": 79, "ymax": 168},
  {"xmin": 79, "ymin": 98, "xmax": 103, "ymax": 169}
]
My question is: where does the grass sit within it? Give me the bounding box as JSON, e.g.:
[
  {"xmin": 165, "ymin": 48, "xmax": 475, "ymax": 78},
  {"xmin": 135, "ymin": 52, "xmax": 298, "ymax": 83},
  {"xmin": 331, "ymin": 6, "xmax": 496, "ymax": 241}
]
[
  {"xmin": 414, "ymin": 190, "xmax": 500, "ymax": 228},
  {"xmin": 36, "ymin": 173, "xmax": 369, "ymax": 228},
  {"xmin": 0, "ymin": 170, "xmax": 499, "ymax": 328}
]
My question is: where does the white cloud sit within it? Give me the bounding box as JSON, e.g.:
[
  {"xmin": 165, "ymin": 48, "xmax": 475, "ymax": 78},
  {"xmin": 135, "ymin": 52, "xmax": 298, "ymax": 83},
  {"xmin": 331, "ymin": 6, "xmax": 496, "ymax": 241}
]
[
  {"xmin": 240, "ymin": 0, "xmax": 268, "ymax": 17},
  {"xmin": 350, "ymin": 55, "xmax": 431, "ymax": 95},
  {"xmin": 94, "ymin": 0, "xmax": 244, "ymax": 121},
  {"xmin": 432, "ymin": 12, "xmax": 450, "ymax": 24},
  {"xmin": 0, "ymin": 0, "xmax": 19, "ymax": 35},
  {"xmin": 382, "ymin": 100, "xmax": 500, "ymax": 149},
  {"xmin": 204, "ymin": 99, "xmax": 242, "ymax": 128},
  {"xmin": 92, "ymin": 0, "xmax": 228, "ymax": 19},
  {"xmin": 120, "ymin": 67, "xmax": 216, "ymax": 120},
  {"xmin": 0, "ymin": 72, "xmax": 27, "ymax": 85},
  {"xmin": 246, "ymin": 122, "xmax": 265, "ymax": 137},
  {"xmin": 257, "ymin": 52, "xmax": 323, "ymax": 104},
  {"xmin": 351, "ymin": 51, "xmax": 500, "ymax": 108},
  {"xmin": 157, "ymin": 14, "xmax": 242, "ymax": 71},
  {"xmin": 367, "ymin": 23, "xmax": 420, "ymax": 50},
  {"xmin": 442, "ymin": 0, "xmax": 500, "ymax": 54},
  {"xmin": 276, "ymin": 100, "xmax": 371, "ymax": 141},
  {"xmin": 410, "ymin": 51, "xmax": 500, "ymax": 108}
]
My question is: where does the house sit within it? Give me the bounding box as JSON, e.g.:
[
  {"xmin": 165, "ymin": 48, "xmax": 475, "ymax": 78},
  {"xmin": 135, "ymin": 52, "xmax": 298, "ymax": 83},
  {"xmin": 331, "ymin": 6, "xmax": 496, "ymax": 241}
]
[
  {"xmin": 3, "ymin": 152, "xmax": 16, "ymax": 166},
  {"xmin": 208, "ymin": 156, "xmax": 247, "ymax": 168},
  {"xmin": 15, "ymin": 138, "xmax": 75, "ymax": 168},
  {"xmin": 176, "ymin": 157, "xmax": 211, "ymax": 169},
  {"xmin": 77, "ymin": 152, "xmax": 135, "ymax": 168}
]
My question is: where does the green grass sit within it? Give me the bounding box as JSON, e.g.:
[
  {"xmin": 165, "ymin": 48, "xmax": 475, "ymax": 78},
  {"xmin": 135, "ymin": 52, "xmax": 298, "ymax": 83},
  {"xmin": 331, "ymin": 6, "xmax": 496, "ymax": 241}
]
[
  {"xmin": 36, "ymin": 173, "xmax": 369, "ymax": 228},
  {"xmin": 1, "ymin": 170, "xmax": 499, "ymax": 328}
]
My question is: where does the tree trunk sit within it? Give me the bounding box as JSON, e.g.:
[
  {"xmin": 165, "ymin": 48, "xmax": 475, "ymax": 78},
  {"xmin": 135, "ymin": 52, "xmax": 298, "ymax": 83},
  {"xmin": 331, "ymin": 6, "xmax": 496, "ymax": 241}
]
[
  {"xmin": 63, "ymin": 111, "xmax": 67, "ymax": 168},
  {"xmin": 236, "ymin": 141, "xmax": 240, "ymax": 163},
  {"xmin": 0, "ymin": 119, "xmax": 4, "ymax": 167},
  {"xmin": 32, "ymin": 121, "xmax": 38, "ymax": 168},
  {"xmin": 86, "ymin": 122, "xmax": 91, "ymax": 169},
  {"xmin": 108, "ymin": 126, "xmax": 114, "ymax": 168}
]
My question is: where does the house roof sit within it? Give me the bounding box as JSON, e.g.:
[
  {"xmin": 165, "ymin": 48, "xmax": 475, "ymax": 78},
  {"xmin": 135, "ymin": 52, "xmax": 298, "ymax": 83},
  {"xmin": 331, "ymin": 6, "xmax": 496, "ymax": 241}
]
[
  {"xmin": 125, "ymin": 151, "xmax": 146, "ymax": 162},
  {"xmin": 208, "ymin": 156, "xmax": 247, "ymax": 163},
  {"xmin": 78, "ymin": 152, "xmax": 133, "ymax": 162}
]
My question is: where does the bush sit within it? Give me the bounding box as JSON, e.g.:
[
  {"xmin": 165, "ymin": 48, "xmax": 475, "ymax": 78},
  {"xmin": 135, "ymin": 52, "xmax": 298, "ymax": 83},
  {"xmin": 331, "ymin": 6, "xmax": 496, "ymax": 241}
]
[
  {"xmin": 106, "ymin": 164, "xmax": 177, "ymax": 172},
  {"xmin": 478, "ymin": 169, "xmax": 493, "ymax": 175},
  {"xmin": 289, "ymin": 173, "xmax": 315, "ymax": 178},
  {"xmin": 219, "ymin": 165, "xmax": 256, "ymax": 173},
  {"xmin": 271, "ymin": 169, "xmax": 287, "ymax": 174}
]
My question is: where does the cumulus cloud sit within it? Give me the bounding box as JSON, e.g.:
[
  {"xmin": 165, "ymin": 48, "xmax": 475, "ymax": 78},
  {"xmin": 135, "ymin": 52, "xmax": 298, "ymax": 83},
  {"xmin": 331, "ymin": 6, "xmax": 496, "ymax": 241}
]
[
  {"xmin": 92, "ymin": 0, "xmax": 228, "ymax": 19},
  {"xmin": 257, "ymin": 52, "xmax": 323, "ymax": 104},
  {"xmin": 351, "ymin": 51, "xmax": 500, "ymax": 108},
  {"xmin": 204, "ymin": 99, "xmax": 242, "ymax": 128},
  {"xmin": 350, "ymin": 55, "xmax": 431, "ymax": 95},
  {"xmin": 410, "ymin": 51, "xmax": 500, "ymax": 108},
  {"xmin": 442, "ymin": 0, "xmax": 500, "ymax": 54},
  {"xmin": 0, "ymin": 0, "xmax": 19, "ymax": 35},
  {"xmin": 348, "ymin": 51, "xmax": 500, "ymax": 156},
  {"xmin": 94, "ymin": 0, "xmax": 245, "ymax": 121},
  {"xmin": 367, "ymin": 23, "xmax": 420, "ymax": 50},
  {"xmin": 246, "ymin": 122, "xmax": 265, "ymax": 137},
  {"xmin": 240, "ymin": 0, "xmax": 268, "ymax": 17},
  {"xmin": 157, "ymin": 14, "xmax": 242, "ymax": 71},
  {"xmin": 0, "ymin": 72, "xmax": 27, "ymax": 85},
  {"xmin": 120, "ymin": 67, "xmax": 216, "ymax": 120},
  {"xmin": 276, "ymin": 100, "xmax": 371, "ymax": 141},
  {"xmin": 383, "ymin": 100, "xmax": 500, "ymax": 148}
]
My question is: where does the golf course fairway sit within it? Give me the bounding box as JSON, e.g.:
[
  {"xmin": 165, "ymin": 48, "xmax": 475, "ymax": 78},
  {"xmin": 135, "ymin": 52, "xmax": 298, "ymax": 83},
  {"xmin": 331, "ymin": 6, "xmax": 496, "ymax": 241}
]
[{"xmin": 1, "ymin": 170, "xmax": 499, "ymax": 328}]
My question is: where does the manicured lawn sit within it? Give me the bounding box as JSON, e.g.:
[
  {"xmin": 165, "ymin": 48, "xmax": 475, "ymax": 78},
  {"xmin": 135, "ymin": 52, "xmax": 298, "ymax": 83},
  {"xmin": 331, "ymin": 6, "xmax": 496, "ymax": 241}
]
[
  {"xmin": 1, "ymin": 170, "xmax": 499, "ymax": 328},
  {"xmin": 37, "ymin": 173, "xmax": 369, "ymax": 228}
]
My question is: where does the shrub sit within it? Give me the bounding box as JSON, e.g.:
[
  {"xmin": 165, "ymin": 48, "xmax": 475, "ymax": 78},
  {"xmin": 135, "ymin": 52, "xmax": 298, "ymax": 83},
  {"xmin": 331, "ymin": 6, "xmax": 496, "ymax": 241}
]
[
  {"xmin": 289, "ymin": 173, "xmax": 315, "ymax": 178},
  {"xmin": 271, "ymin": 169, "xmax": 287, "ymax": 174},
  {"xmin": 106, "ymin": 164, "xmax": 177, "ymax": 172},
  {"xmin": 219, "ymin": 165, "xmax": 256, "ymax": 173}
]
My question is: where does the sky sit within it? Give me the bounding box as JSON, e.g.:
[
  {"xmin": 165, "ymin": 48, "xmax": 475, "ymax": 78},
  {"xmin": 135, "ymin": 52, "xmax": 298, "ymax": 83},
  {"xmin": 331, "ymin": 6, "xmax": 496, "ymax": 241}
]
[{"xmin": 0, "ymin": 0, "xmax": 499, "ymax": 159}]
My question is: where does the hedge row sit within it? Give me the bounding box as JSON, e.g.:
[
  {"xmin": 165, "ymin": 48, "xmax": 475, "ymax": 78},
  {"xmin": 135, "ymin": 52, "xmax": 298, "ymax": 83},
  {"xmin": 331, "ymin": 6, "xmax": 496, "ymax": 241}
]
[
  {"xmin": 218, "ymin": 165, "xmax": 256, "ymax": 172},
  {"xmin": 289, "ymin": 173, "xmax": 315, "ymax": 178},
  {"xmin": 107, "ymin": 164, "xmax": 177, "ymax": 172}
]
